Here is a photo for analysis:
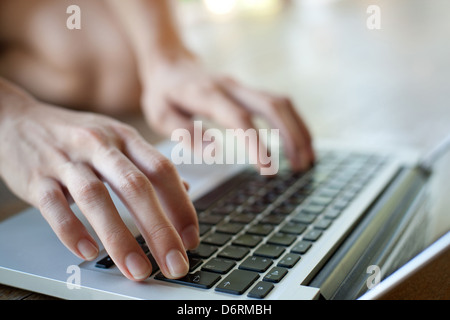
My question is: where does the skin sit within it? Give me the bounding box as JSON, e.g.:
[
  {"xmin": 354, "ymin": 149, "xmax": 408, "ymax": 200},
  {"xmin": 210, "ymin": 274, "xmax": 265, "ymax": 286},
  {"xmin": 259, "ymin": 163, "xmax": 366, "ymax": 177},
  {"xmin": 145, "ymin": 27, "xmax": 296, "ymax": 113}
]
[{"xmin": 0, "ymin": 0, "xmax": 315, "ymax": 281}]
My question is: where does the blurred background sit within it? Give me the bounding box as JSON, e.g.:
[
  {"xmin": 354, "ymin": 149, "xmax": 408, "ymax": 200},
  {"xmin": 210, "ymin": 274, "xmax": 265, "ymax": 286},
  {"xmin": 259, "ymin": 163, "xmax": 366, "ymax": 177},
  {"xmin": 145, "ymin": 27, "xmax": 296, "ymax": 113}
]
[{"xmin": 175, "ymin": 0, "xmax": 449, "ymax": 152}]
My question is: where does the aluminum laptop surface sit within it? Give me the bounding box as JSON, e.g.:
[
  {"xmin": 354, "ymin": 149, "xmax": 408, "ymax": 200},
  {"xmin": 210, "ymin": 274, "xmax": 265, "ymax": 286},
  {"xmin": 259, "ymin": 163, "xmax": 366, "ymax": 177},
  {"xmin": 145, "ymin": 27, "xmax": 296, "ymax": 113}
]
[{"xmin": 0, "ymin": 140, "xmax": 420, "ymax": 300}]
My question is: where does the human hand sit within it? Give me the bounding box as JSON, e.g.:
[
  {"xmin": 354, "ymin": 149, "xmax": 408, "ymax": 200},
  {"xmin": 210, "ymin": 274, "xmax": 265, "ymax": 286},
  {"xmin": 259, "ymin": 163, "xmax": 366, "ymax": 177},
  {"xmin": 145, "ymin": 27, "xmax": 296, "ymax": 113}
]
[
  {"xmin": 0, "ymin": 95, "xmax": 199, "ymax": 281},
  {"xmin": 140, "ymin": 54, "xmax": 315, "ymax": 172}
]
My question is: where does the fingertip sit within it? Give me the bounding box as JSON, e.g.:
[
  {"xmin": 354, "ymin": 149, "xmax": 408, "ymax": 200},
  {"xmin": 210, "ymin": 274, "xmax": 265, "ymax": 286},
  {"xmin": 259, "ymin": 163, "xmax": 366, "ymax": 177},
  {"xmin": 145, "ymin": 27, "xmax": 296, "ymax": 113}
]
[
  {"xmin": 125, "ymin": 252, "xmax": 153, "ymax": 281},
  {"xmin": 165, "ymin": 249, "xmax": 189, "ymax": 279},
  {"xmin": 76, "ymin": 238, "xmax": 99, "ymax": 261},
  {"xmin": 182, "ymin": 180, "xmax": 190, "ymax": 191}
]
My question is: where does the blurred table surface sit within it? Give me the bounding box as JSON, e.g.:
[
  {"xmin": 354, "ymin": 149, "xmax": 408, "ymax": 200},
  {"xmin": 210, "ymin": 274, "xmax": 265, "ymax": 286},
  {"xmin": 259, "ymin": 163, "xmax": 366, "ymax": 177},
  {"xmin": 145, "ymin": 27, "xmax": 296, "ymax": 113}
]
[{"xmin": 1, "ymin": 0, "xmax": 449, "ymax": 300}]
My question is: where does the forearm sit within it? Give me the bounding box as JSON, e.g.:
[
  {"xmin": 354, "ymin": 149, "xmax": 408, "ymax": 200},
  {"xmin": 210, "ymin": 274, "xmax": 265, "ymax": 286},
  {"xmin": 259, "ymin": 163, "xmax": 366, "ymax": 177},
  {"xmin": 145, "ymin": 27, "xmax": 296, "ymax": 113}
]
[{"xmin": 107, "ymin": 0, "xmax": 192, "ymax": 76}]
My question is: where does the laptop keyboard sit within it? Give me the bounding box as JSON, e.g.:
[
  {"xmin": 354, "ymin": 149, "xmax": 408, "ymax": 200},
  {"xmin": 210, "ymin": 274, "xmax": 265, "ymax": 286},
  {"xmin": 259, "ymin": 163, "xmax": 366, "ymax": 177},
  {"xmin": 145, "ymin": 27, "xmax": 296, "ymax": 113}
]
[{"xmin": 95, "ymin": 151, "xmax": 385, "ymax": 298}]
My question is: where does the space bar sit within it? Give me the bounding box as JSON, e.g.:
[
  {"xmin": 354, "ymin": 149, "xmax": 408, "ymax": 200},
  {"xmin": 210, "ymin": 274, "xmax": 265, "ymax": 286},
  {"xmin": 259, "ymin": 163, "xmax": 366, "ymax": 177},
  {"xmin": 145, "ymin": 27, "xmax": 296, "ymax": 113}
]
[{"xmin": 155, "ymin": 271, "xmax": 221, "ymax": 289}]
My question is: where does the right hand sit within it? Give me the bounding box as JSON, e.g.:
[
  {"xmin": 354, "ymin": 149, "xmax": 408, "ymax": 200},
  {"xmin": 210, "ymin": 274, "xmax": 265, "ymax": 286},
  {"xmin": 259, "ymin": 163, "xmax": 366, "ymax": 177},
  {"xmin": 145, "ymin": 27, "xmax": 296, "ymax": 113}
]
[{"xmin": 0, "ymin": 91, "xmax": 199, "ymax": 281}]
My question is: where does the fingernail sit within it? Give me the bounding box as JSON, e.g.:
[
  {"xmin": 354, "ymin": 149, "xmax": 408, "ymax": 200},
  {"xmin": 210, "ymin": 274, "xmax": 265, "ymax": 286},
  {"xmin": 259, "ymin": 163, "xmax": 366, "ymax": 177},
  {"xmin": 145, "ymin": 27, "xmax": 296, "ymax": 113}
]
[
  {"xmin": 77, "ymin": 239, "xmax": 99, "ymax": 261},
  {"xmin": 125, "ymin": 252, "xmax": 151, "ymax": 280},
  {"xmin": 166, "ymin": 249, "xmax": 189, "ymax": 278},
  {"xmin": 181, "ymin": 224, "xmax": 199, "ymax": 250}
]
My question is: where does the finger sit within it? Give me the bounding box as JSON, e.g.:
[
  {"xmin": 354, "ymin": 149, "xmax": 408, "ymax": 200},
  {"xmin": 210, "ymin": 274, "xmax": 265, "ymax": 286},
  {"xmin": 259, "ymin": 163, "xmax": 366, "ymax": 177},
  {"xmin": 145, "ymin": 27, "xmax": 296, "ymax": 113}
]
[
  {"xmin": 57, "ymin": 162, "xmax": 152, "ymax": 281},
  {"xmin": 142, "ymin": 97, "xmax": 214, "ymax": 159},
  {"xmin": 142, "ymin": 96, "xmax": 194, "ymax": 138},
  {"xmin": 90, "ymin": 146, "xmax": 190, "ymax": 279},
  {"xmin": 218, "ymin": 77, "xmax": 315, "ymax": 170},
  {"xmin": 272, "ymin": 98, "xmax": 314, "ymax": 169},
  {"xmin": 285, "ymin": 98, "xmax": 316, "ymax": 164},
  {"xmin": 182, "ymin": 180, "xmax": 190, "ymax": 191},
  {"xmin": 119, "ymin": 135, "xmax": 199, "ymax": 250},
  {"xmin": 171, "ymin": 84, "xmax": 270, "ymax": 170},
  {"xmin": 34, "ymin": 177, "xmax": 99, "ymax": 261}
]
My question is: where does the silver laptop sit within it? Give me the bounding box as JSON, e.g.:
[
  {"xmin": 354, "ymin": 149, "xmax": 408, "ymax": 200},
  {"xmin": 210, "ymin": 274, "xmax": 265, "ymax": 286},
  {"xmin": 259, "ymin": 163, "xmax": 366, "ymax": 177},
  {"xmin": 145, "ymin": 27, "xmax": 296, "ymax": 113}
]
[{"xmin": 0, "ymin": 139, "xmax": 441, "ymax": 300}]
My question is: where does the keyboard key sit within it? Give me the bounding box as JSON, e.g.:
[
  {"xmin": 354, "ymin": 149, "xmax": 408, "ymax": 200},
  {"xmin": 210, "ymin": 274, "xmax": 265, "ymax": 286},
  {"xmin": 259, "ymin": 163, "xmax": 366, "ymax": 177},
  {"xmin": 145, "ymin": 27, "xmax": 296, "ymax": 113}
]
[
  {"xmin": 325, "ymin": 208, "xmax": 341, "ymax": 219},
  {"xmin": 254, "ymin": 244, "xmax": 285, "ymax": 259},
  {"xmin": 199, "ymin": 224, "xmax": 212, "ymax": 236},
  {"xmin": 147, "ymin": 253, "xmax": 160, "ymax": 275},
  {"xmin": 260, "ymin": 214, "xmax": 285, "ymax": 225},
  {"xmin": 279, "ymin": 222, "xmax": 307, "ymax": 235},
  {"xmin": 248, "ymin": 281, "xmax": 274, "ymax": 299},
  {"xmin": 135, "ymin": 235, "xmax": 145, "ymax": 244},
  {"xmin": 233, "ymin": 234, "xmax": 262, "ymax": 248},
  {"xmin": 215, "ymin": 222, "xmax": 244, "ymax": 234},
  {"xmin": 193, "ymin": 171, "xmax": 251, "ymax": 210},
  {"xmin": 301, "ymin": 204, "xmax": 326, "ymax": 215},
  {"xmin": 317, "ymin": 188, "xmax": 340, "ymax": 198},
  {"xmin": 291, "ymin": 240, "xmax": 312, "ymax": 254},
  {"xmin": 263, "ymin": 267, "xmax": 288, "ymax": 283},
  {"xmin": 247, "ymin": 224, "xmax": 274, "ymax": 236},
  {"xmin": 155, "ymin": 271, "xmax": 221, "ymax": 289},
  {"xmin": 198, "ymin": 213, "xmax": 224, "ymax": 225},
  {"xmin": 230, "ymin": 213, "xmax": 257, "ymax": 224},
  {"xmin": 292, "ymin": 212, "xmax": 316, "ymax": 224},
  {"xmin": 303, "ymin": 229, "xmax": 323, "ymax": 241},
  {"xmin": 333, "ymin": 199, "xmax": 350, "ymax": 210},
  {"xmin": 242, "ymin": 202, "xmax": 267, "ymax": 214},
  {"xmin": 218, "ymin": 245, "xmax": 250, "ymax": 261},
  {"xmin": 267, "ymin": 233, "xmax": 296, "ymax": 246},
  {"xmin": 95, "ymin": 255, "xmax": 114, "ymax": 269},
  {"xmin": 310, "ymin": 196, "xmax": 333, "ymax": 207},
  {"xmin": 188, "ymin": 244, "xmax": 218, "ymax": 259},
  {"xmin": 215, "ymin": 270, "xmax": 259, "ymax": 295},
  {"xmin": 314, "ymin": 218, "xmax": 333, "ymax": 230},
  {"xmin": 188, "ymin": 256, "xmax": 203, "ymax": 272},
  {"xmin": 285, "ymin": 194, "xmax": 306, "ymax": 206},
  {"xmin": 278, "ymin": 253, "xmax": 301, "ymax": 268},
  {"xmin": 239, "ymin": 256, "xmax": 273, "ymax": 272},
  {"xmin": 209, "ymin": 205, "xmax": 235, "ymax": 216},
  {"xmin": 271, "ymin": 204, "xmax": 296, "ymax": 215},
  {"xmin": 202, "ymin": 233, "xmax": 232, "ymax": 246},
  {"xmin": 202, "ymin": 258, "xmax": 236, "ymax": 274},
  {"xmin": 227, "ymin": 193, "xmax": 248, "ymax": 205}
]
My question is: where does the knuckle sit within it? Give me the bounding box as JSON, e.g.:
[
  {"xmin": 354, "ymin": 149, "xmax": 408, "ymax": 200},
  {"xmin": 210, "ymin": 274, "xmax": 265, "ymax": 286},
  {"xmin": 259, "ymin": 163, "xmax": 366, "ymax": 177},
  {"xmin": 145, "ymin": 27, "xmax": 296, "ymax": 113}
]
[
  {"xmin": 37, "ymin": 188, "xmax": 61, "ymax": 212},
  {"xmin": 150, "ymin": 155, "xmax": 177, "ymax": 177},
  {"xmin": 74, "ymin": 126, "xmax": 113, "ymax": 150},
  {"xmin": 145, "ymin": 222, "xmax": 177, "ymax": 245},
  {"xmin": 102, "ymin": 225, "xmax": 129, "ymax": 246},
  {"xmin": 52, "ymin": 215, "xmax": 78, "ymax": 238},
  {"xmin": 114, "ymin": 123, "xmax": 139, "ymax": 140},
  {"xmin": 267, "ymin": 96, "xmax": 291, "ymax": 111},
  {"xmin": 235, "ymin": 109, "xmax": 252, "ymax": 123},
  {"xmin": 76, "ymin": 180, "xmax": 107, "ymax": 205},
  {"xmin": 119, "ymin": 171, "xmax": 151, "ymax": 196}
]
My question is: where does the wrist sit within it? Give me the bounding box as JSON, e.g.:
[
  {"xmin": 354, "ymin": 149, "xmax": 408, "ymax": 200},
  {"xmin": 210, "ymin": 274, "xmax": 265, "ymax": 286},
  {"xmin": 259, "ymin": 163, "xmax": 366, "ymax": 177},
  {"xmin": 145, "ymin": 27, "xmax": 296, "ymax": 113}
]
[{"xmin": 0, "ymin": 78, "xmax": 35, "ymax": 131}]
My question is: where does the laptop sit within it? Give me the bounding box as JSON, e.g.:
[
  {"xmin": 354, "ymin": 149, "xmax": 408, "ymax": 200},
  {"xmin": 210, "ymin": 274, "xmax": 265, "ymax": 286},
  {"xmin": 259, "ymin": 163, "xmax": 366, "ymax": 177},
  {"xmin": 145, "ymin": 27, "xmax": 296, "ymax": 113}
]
[{"xmin": 0, "ymin": 138, "xmax": 443, "ymax": 300}]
